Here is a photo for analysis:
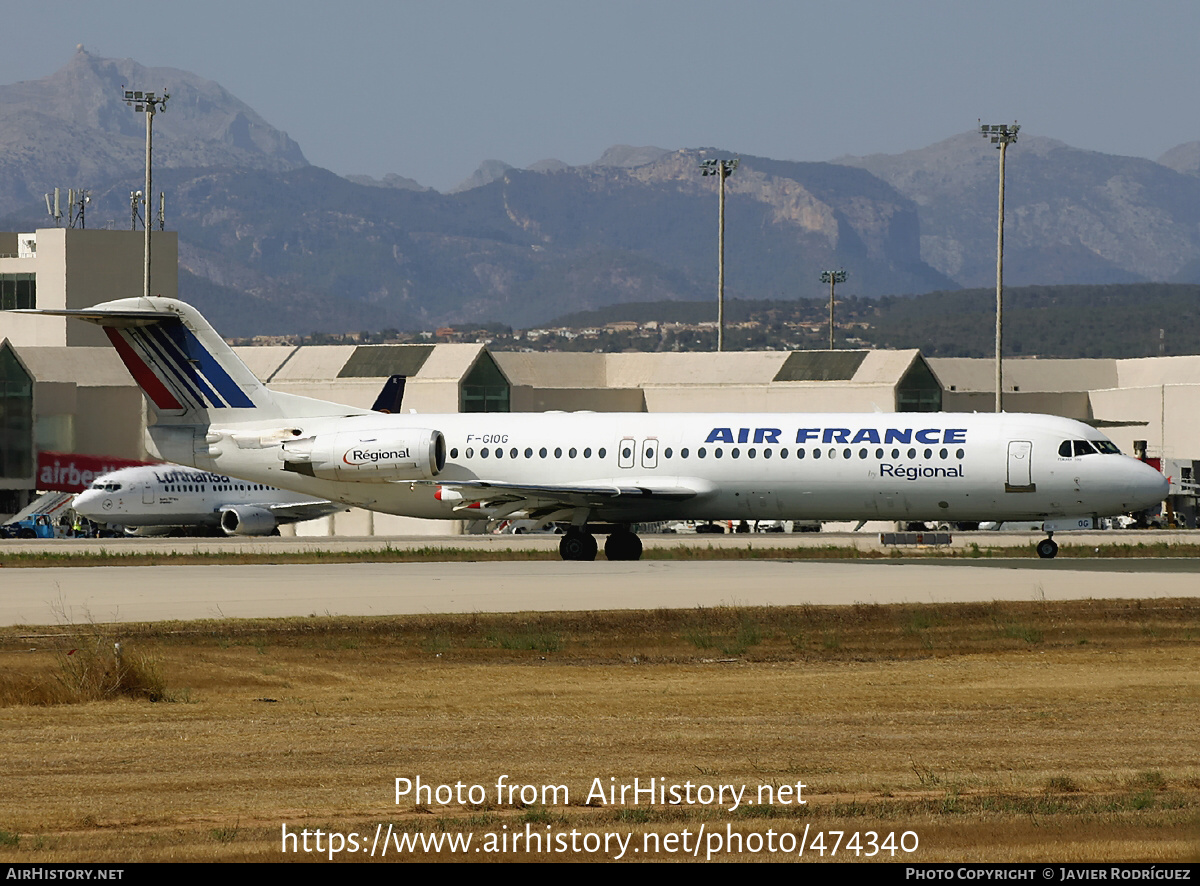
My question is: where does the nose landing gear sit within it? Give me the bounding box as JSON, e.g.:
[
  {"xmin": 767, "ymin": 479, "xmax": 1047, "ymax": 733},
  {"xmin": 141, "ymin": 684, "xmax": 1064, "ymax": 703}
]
[{"xmin": 1036, "ymin": 532, "xmax": 1059, "ymax": 559}]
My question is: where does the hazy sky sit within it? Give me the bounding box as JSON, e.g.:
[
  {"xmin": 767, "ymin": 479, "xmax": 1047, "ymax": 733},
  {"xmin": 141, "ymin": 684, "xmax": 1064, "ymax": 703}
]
[{"xmin": 3, "ymin": 0, "xmax": 1197, "ymax": 191}]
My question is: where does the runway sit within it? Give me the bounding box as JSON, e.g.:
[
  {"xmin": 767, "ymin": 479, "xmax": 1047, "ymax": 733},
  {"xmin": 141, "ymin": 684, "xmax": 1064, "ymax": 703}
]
[{"xmin": 3, "ymin": 557, "xmax": 1197, "ymax": 627}]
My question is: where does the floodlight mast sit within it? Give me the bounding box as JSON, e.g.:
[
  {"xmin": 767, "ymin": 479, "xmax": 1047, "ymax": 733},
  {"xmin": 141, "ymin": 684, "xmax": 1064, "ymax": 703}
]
[
  {"xmin": 700, "ymin": 156, "xmax": 739, "ymax": 351},
  {"xmin": 123, "ymin": 89, "xmax": 169, "ymax": 299},
  {"xmin": 820, "ymin": 269, "xmax": 847, "ymax": 349},
  {"xmin": 980, "ymin": 121, "xmax": 1018, "ymax": 413}
]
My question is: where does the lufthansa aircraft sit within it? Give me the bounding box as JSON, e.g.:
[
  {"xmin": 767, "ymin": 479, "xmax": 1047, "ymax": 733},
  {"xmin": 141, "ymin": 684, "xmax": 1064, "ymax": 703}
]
[
  {"xmin": 22, "ymin": 297, "xmax": 1167, "ymax": 560},
  {"xmin": 73, "ymin": 463, "xmax": 343, "ymax": 536}
]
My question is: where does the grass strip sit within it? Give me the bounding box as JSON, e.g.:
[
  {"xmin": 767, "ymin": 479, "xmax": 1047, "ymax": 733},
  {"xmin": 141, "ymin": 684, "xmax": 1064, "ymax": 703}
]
[{"xmin": 1, "ymin": 540, "xmax": 1200, "ymax": 568}]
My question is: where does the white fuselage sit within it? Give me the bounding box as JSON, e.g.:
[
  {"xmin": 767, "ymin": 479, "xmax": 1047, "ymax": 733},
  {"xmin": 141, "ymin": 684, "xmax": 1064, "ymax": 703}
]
[
  {"xmin": 73, "ymin": 464, "xmax": 329, "ymax": 531},
  {"xmin": 180, "ymin": 411, "xmax": 1167, "ymax": 525}
]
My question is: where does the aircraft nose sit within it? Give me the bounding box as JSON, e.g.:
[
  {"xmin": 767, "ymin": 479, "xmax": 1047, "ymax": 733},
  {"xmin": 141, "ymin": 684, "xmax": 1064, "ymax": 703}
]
[
  {"xmin": 73, "ymin": 490, "xmax": 101, "ymax": 516},
  {"xmin": 1127, "ymin": 458, "xmax": 1169, "ymax": 509}
]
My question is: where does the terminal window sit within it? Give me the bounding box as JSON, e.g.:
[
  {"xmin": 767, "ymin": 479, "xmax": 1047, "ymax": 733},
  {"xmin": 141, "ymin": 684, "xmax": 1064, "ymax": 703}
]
[
  {"xmin": 896, "ymin": 360, "xmax": 942, "ymax": 412},
  {"xmin": 0, "ymin": 343, "xmax": 33, "ymax": 479},
  {"xmin": 0, "ymin": 274, "xmax": 36, "ymax": 310},
  {"xmin": 461, "ymin": 352, "xmax": 510, "ymax": 413}
]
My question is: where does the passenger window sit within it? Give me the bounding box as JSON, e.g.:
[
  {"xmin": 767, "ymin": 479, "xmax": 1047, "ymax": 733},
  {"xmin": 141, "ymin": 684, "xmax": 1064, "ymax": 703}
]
[
  {"xmin": 569, "ymin": 447, "xmax": 577, "ymax": 458},
  {"xmin": 539, "ymin": 448, "xmax": 547, "ymax": 458},
  {"xmin": 584, "ymin": 448, "xmax": 593, "ymax": 458}
]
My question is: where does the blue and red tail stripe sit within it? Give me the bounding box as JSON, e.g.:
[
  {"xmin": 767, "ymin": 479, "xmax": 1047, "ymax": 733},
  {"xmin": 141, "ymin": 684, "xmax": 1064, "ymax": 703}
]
[
  {"xmin": 104, "ymin": 318, "xmax": 254, "ymax": 411},
  {"xmin": 136, "ymin": 323, "xmax": 228, "ymax": 408},
  {"xmin": 104, "ymin": 327, "xmax": 184, "ymax": 412}
]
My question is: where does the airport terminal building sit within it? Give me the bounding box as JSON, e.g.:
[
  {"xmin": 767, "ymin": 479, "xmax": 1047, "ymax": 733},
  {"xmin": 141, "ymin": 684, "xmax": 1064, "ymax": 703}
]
[{"xmin": 2, "ymin": 227, "xmax": 1196, "ymax": 529}]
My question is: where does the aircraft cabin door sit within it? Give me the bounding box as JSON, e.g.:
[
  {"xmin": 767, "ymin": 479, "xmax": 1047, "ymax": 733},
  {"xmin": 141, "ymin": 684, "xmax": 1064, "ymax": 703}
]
[
  {"xmin": 1005, "ymin": 440, "xmax": 1036, "ymax": 492},
  {"xmin": 618, "ymin": 437, "xmax": 636, "ymax": 469},
  {"xmin": 143, "ymin": 483, "xmax": 155, "ymax": 505},
  {"xmin": 640, "ymin": 438, "xmax": 659, "ymax": 469}
]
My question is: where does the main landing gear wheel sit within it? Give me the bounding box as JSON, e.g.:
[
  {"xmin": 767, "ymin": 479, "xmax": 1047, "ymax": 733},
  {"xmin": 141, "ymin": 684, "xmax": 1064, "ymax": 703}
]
[
  {"xmin": 1036, "ymin": 536, "xmax": 1059, "ymax": 559},
  {"xmin": 603, "ymin": 528, "xmax": 643, "ymax": 561},
  {"xmin": 559, "ymin": 529, "xmax": 597, "ymax": 561}
]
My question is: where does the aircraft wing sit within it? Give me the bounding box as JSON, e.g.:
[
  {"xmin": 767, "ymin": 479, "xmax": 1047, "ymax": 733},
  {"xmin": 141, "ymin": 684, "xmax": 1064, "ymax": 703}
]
[
  {"xmin": 257, "ymin": 500, "xmax": 345, "ymax": 523},
  {"xmin": 439, "ymin": 479, "xmax": 701, "ymax": 501},
  {"xmin": 428, "ymin": 479, "xmax": 707, "ymax": 520}
]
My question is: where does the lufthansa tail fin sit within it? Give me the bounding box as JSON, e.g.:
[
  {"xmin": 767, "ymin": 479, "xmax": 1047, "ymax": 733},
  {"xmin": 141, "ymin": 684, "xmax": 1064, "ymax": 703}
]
[{"xmin": 371, "ymin": 375, "xmax": 406, "ymax": 413}]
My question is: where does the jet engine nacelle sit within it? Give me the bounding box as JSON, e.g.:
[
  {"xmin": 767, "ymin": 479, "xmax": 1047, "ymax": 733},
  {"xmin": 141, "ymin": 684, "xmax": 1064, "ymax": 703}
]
[
  {"xmin": 280, "ymin": 428, "xmax": 446, "ymax": 482},
  {"xmin": 220, "ymin": 505, "xmax": 278, "ymax": 536}
]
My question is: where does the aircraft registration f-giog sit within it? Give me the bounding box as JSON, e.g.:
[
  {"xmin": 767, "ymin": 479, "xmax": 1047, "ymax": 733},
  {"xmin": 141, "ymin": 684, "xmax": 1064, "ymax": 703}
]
[{"xmin": 22, "ymin": 297, "xmax": 1167, "ymax": 560}]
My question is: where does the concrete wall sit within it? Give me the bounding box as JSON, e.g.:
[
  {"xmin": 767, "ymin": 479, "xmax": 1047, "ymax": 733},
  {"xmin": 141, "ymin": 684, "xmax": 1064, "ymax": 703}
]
[
  {"xmin": 283, "ymin": 508, "xmax": 464, "ymax": 537},
  {"xmin": 942, "ymin": 390, "xmax": 1093, "ymax": 420},
  {"xmin": 64, "ymin": 229, "xmax": 177, "ymax": 346},
  {"xmin": 641, "ymin": 383, "xmax": 900, "ymax": 414},
  {"xmin": 510, "ymin": 386, "xmax": 647, "ymax": 413},
  {"xmin": 1090, "ymin": 384, "xmax": 1200, "ymax": 461},
  {"xmin": 73, "ymin": 387, "xmax": 149, "ymax": 460},
  {"xmin": 0, "ymin": 229, "xmax": 178, "ymax": 348}
]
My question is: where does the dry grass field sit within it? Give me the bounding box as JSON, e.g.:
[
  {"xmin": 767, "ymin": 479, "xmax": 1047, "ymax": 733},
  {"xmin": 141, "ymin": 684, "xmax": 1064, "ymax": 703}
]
[{"xmin": 0, "ymin": 599, "xmax": 1197, "ymax": 862}]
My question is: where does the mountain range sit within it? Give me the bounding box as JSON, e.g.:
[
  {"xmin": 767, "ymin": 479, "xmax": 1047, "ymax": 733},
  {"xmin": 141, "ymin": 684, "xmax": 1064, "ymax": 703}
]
[{"xmin": 2, "ymin": 49, "xmax": 1199, "ymax": 336}]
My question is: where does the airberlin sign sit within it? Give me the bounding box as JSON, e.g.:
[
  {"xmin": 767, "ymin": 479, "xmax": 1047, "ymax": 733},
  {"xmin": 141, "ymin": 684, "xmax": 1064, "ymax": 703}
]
[{"xmin": 37, "ymin": 451, "xmax": 154, "ymax": 493}]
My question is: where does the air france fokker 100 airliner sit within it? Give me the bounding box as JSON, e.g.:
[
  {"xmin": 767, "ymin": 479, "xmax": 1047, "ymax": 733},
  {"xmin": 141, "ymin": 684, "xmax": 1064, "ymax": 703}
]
[{"xmin": 21, "ymin": 297, "xmax": 1167, "ymax": 561}]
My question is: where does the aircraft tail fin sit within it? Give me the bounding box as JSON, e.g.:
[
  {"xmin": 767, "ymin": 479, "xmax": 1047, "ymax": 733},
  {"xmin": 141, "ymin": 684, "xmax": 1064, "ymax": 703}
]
[
  {"xmin": 371, "ymin": 375, "xmax": 407, "ymax": 413},
  {"xmin": 19, "ymin": 297, "xmax": 344, "ymax": 424}
]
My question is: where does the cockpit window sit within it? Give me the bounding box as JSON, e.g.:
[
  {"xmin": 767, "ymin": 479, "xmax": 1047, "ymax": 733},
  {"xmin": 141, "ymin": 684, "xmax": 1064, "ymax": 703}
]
[
  {"xmin": 90, "ymin": 481, "xmax": 121, "ymax": 491},
  {"xmin": 1061, "ymin": 439, "xmax": 1110, "ymax": 457}
]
